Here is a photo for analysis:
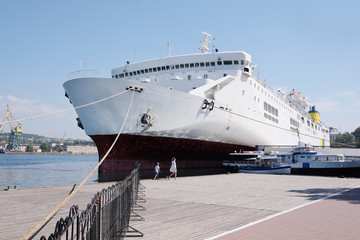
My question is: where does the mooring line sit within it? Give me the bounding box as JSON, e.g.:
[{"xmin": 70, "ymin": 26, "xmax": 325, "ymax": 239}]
[
  {"xmin": 2, "ymin": 89, "xmax": 129, "ymax": 125},
  {"xmin": 22, "ymin": 90, "xmax": 135, "ymax": 240}
]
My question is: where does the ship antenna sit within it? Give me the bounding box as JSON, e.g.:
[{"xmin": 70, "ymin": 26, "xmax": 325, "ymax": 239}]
[
  {"xmin": 167, "ymin": 42, "xmax": 171, "ymax": 56},
  {"xmin": 200, "ymin": 31, "xmax": 213, "ymax": 53}
]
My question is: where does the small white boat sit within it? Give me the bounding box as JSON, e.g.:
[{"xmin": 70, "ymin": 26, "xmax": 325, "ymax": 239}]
[
  {"xmin": 277, "ymin": 146, "xmax": 360, "ymax": 177},
  {"xmin": 223, "ymin": 153, "xmax": 291, "ymax": 174}
]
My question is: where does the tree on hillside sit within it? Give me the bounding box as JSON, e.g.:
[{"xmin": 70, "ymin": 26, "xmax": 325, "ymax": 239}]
[
  {"xmin": 353, "ymin": 127, "xmax": 360, "ymax": 147},
  {"xmin": 26, "ymin": 142, "xmax": 34, "ymax": 152},
  {"xmin": 335, "ymin": 132, "xmax": 354, "ymax": 143},
  {"xmin": 40, "ymin": 142, "xmax": 52, "ymax": 152}
]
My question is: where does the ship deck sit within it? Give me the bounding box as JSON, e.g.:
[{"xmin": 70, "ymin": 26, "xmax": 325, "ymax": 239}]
[{"xmin": 2, "ymin": 173, "xmax": 360, "ymax": 239}]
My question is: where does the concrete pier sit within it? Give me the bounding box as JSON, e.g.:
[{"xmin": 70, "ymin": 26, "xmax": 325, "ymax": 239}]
[
  {"xmin": 0, "ymin": 182, "xmax": 116, "ymax": 240},
  {"xmin": 1, "ymin": 173, "xmax": 360, "ymax": 239}
]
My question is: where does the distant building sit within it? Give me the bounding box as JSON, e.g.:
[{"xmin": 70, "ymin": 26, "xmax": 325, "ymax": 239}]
[
  {"xmin": 66, "ymin": 145, "xmax": 98, "ymax": 154},
  {"xmin": 329, "ymin": 127, "xmax": 340, "ymax": 141}
]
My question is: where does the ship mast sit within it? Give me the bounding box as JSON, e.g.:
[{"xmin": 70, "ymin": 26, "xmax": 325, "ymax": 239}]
[{"xmin": 200, "ymin": 31, "xmax": 213, "ymax": 53}]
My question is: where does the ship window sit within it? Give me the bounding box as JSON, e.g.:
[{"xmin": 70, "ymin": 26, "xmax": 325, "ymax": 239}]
[
  {"xmin": 206, "ymin": 62, "xmax": 210, "ymax": 66},
  {"xmin": 211, "ymin": 62, "xmax": 216, "ymax": 66},
  {"xmin": 130, "ymin": 72, "xmax": 133, "ymax": 76},
  {"xmin": 115, "ymin": 75, "xmax": 118, "ymax": 78},
  {"xmin": 185, "ymin": 63, "xmax": 189, "ymax": 68},
  {"xmin": 119, "ymin": 73, "xmax": 124, "ymax": 78},
  {"xmin": 190, "ymin": 63, "xmax": 194, "ymax": 68},
  {"xmin": 224, "ymin": 60, "xmax": 232, "ymax": 65},
  {"xmin": 136, "ymin": 70, "xmax": 140, "ymax": 74},
  {"xmin": 157, "ymin": 67, "xmax": 161, "ymax": 71},
  {"xmin": 148, "ymin": 68, "xmax": 152, "ymax": 73},
  {"xmin": 234, "ymin": 60, "xmax": 239, "ymax": 65},
  {"xmin": 175, "ymin": 65, "xmax": 180, "ymax": 69},
  {"xmin": 241, "ymin": 60, "xmax": 245, "ymax": 65},
  {"xmin": 204, "ymin": 74, "xmax": 208, "ymax": 79},
  {"xmin": 153, "ymin": 68, "xmax": 157, "ymax": 72},
  {"xmin": 145, "ymin": 69, "xmax": 148, "ymax": 73},
  {"xmin": 125, "ymin": 73, "xmax": 128, "ymax": 77},
  {"xmin": 170, "ymin": 65, "xmax": 174, "ymax": 69},
  {"xmin": 217, "ymin": 61, "xmax": 222, "ymax": 65},
  {"xmin": 166, "ymin": 65, "xmax": 170, "ymax": 70},
  {"xmin": 180, "ymin": 64, "xmax": 184, "ymax": 68},
  {"xmin": 200, "ymin": 62, "xmax": 205, "ymax": 67},
  {"xmin": 188, "ymin": 75, "xmax": 191, "ymax": 80},
  {"xmin": 162, "ymin": 66, "xmax": 166, "ymax": 70},
  {"xmin": 141, "ymin": 70, "xmax": 144, "ymax": 74},
  {"xmin": 224, "ymin": 74, "xmax": 227, "ymax": 77}
]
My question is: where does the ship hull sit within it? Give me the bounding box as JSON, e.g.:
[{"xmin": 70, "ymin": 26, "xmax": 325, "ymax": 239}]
[
  {"xmin": 290, "ymin": 162, "xmax": 360, "ymax": 177},
  {"xmin": 64, "ymin": 76, "xmax": 330, "ymax": 180},
  {"xmin": 291, "ymin": 167, "xmax": 360, "ymax": 177},
  {"xmin": 92, "ymin": 133, "xmax": 253, "ymax": 180}
]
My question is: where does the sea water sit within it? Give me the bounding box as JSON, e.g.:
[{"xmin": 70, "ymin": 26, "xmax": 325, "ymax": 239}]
[{"xmin": 0, "ymin": 153, "xmax": 98, "ymax": 189}]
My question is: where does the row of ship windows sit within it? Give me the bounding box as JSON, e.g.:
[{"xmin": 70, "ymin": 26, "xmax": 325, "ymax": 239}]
[
  {"xmin": 113, "ymin": 59, "xmax": 246, "ymax": 79},
  {"xmin": 250, "ymin": 80, "xmax": 295, "ymax": 115},
  {"xmin": 264, "ymin": 113, "xmax": 278, "ymax": 123},
  {"xmin": 264, "ymin": 102, "xmax": 278, "ymax": 117},
  {"xmin": 262, "ymin": 101, "xmax": 328, "ymax": 133}
]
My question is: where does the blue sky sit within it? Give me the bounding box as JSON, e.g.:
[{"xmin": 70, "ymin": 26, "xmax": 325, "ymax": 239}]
[{"xmin": 1, "ymin": 0, "xmax": 359, "ymax": 139}]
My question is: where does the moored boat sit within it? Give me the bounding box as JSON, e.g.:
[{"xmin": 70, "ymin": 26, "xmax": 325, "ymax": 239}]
[
  {"xmin": 223, "ymin": 152, "xmax": 291, "ymax": 174},
  {"xmin": 278, "ymin": 146, "xmax": 360, "ymax": 177}
]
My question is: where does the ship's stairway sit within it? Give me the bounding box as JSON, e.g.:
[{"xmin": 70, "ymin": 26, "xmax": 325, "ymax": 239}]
[{"xmin": 189, "ymin": 75, "xmax": 235, "ymax": 100}]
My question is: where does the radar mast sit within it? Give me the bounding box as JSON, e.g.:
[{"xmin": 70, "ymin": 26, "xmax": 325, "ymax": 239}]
[{"xmin": 200, "ymin": 31, "xmax": 213, "ymax": 53}]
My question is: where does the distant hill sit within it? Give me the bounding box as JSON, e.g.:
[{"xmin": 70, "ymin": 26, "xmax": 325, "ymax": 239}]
[
  {"xmin": 0, "ymin": 132, "xmax": 94, "ymax": 145},
  {"xmin": 0, "ymin": 132, "xmax": 55, "ymax": 140}
]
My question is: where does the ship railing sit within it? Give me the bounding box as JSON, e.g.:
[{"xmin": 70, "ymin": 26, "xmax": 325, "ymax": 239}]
[
  {"xmin": 252, "ymin": 73, "xmax": 290, "ymax": 105},
  {"xmin": 40, "ymin": 163, "xmax": 144, "ymax": 240},
  {"xmin": 66, "ymin": 69, "xmax": 104, "ymax": 80}
]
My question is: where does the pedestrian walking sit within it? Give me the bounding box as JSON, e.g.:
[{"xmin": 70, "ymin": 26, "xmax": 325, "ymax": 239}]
[
  {"xmin": 169, "ymin": 157, "xmax": 177, "ymax": 180},
  {"xmin": 153, "ymin": 162, "xmax": 160, "ymax": 180}
]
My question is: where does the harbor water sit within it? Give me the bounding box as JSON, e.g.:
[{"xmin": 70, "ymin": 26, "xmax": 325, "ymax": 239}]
[{"xmin": 0, "ymin": 153, "xmax": 98, "ymax": 189}]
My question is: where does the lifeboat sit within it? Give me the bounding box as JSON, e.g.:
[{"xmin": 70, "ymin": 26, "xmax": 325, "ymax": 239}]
[{"xmin": 288, "ymin": 91, "xmax": 309, "ymax": 108}]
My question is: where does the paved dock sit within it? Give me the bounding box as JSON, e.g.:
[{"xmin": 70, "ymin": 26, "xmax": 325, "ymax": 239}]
[
  {"xmin": 1, "ymin": 173, "xmax": 360, "ymax": 239},
  {"xmin": 0, "ymin": 182, "xmax": 116, "ymax": 240}
]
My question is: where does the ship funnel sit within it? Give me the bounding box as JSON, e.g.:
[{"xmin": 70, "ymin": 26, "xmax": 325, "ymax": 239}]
[{"xmin": 309, "ymin": 106, "xmax": 320, "ymax": 123}]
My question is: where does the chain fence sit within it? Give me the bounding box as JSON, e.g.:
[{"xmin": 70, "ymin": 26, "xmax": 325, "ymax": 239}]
[{"xmin": 40, "ymin": 163, "xmax": 144, "ymax": 240}]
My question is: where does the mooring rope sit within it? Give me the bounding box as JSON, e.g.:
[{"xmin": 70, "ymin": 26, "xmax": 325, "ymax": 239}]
[
  {"xmin": 22, "ymin": 90, "xmax": 135, "ymax": 240},
  {"xmin": 1, "ymin": 89, "xmax": 129, "ymax": 125}
]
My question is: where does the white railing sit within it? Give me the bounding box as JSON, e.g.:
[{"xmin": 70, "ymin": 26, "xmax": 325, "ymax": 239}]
[{"xmin": 66, "ymin": 69, "xmax": 103, "ymax": 80}]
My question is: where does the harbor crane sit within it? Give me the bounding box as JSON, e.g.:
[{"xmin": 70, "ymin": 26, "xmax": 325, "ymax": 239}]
[{"xmin": 0, "ymin": 105, "xmax": 22, "ymax": 151}]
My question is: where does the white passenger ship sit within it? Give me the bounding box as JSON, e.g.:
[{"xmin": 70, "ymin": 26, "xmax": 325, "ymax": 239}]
[{"xmin": 63, "ymin": 32, "xmax": 330, "ymax": 178}]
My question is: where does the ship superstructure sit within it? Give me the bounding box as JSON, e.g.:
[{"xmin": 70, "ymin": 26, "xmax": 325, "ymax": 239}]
[{"xmin": 64, "ymin": 33, "xmax": 330, "ymax": 178}]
